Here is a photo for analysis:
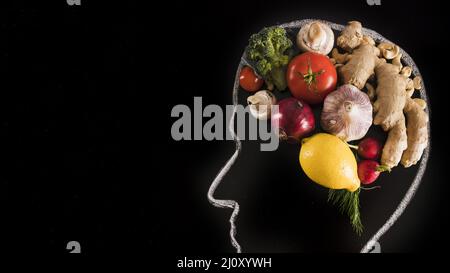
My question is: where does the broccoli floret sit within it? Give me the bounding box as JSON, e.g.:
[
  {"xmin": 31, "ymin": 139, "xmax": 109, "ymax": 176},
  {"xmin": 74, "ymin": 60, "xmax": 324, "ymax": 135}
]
[{"xmin": 246, "ymin": 27, "xmax": 293, "ymax": 91}]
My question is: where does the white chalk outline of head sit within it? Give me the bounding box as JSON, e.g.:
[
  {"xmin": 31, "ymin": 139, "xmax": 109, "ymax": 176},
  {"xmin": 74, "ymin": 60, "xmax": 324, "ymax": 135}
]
[{"xmin": 207, "ymin": 19, "xmax": 431, "ymax": 253}]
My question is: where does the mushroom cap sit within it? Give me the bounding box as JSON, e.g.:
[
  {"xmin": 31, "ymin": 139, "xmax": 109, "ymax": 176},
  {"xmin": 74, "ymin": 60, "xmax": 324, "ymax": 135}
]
[
  {"xmin": 296, "ymin": 21, "xmax": 334, "ymax": 55},
  {"xmin": 247, "ymin": 90, "xmax": 277, "ymax": 120}
]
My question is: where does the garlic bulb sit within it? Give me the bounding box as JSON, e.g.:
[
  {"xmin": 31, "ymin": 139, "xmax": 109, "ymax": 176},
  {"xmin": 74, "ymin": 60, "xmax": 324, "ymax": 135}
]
[
  {"xmin": 247, "ymin": 90, "xmax": 276, "ymax": 120},
  {"xmin": 297, "ymin": 21, "xmax": 334, "ymax": 55},
  {"xmin": 321, "ymin": 84, "xmax": 372, "ymax": 141}
]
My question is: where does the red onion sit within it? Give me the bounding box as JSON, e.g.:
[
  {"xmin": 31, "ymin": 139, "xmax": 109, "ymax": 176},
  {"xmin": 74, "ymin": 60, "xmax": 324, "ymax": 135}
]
[{"xmin": 271, "ymin": 97, "xmax": 315, "ymax": 142}]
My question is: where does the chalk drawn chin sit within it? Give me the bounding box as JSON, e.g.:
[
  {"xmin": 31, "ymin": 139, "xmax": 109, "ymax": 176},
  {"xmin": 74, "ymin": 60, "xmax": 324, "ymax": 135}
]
[{"xmin": 208, "ymin": 19, "xmax": 430, "ymax": 253}]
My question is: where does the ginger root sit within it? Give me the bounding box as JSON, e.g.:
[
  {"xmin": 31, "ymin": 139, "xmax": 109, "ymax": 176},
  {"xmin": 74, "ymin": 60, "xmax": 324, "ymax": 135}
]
[
  {"xmin": 330, "ymin": 21, "xmax": 429, "ymax": 169},
  {"xmin": 373, "ymin": 62, "xmax": 407, "ymax": 131},
  {"xmin": 372, "ymin": 58, "xmax": 429, "ymax": 168},
  {"xmin": 401, "ymin": 98, "xmax": 429, "ymax": 167},
  {"xmin": 333, "ymin": 21, "xmax": 381, "ymax": 90},
  {"xmin": 336, "ymin": 44, "xmax": 381, "ymax": 90},
  {"xmin": 381, "ymin": 115, "xmax": 407, "ymax": 168},
  {"xmin": 377, "ymin": 42, "xmax": 400, "ymax": 60},
  {"xmin": 337, "ymin": 21, "xmax": 363, "ymax": 52},
  {"xmin": 336, "ymin": 21, "xmax": 430, "ymax": 169}
]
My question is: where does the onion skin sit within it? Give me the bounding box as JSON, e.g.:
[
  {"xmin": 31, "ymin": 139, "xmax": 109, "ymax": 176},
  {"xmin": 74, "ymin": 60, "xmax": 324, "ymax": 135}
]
[
  {"xmin": 320, "ymin": 84, "xmax": 372, "ymax": 142},
  {"xmin": 271, "ymin": 97, "xmax": 315, "ymax": 142}
]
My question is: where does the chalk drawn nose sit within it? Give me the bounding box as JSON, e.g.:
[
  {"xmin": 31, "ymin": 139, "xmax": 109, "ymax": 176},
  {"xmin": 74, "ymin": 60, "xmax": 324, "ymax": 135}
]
[
  {"xmin": 367, "ymin": 241, "xmax": 381, "ymax": 253},
  {"xmin": 66, "ymin": 241, "xmax": 81, "ymax": 253}
]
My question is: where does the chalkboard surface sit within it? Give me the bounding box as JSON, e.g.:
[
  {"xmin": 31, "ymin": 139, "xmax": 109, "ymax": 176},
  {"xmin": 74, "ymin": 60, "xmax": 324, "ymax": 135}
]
[{"xmin": 0, "ymin": 0, "xmax": 448, "ymax": 256}]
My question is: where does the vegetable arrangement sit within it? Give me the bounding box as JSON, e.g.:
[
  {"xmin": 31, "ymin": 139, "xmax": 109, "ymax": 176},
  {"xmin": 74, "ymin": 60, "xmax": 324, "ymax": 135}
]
[{"xmin": 240, "ymin": 20, "xmax": 429, "ymax": 235}]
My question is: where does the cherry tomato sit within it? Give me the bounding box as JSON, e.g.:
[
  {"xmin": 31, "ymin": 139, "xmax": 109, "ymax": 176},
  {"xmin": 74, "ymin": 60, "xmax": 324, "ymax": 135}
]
[
  {"xmin": 286, "ymin": 52, "xmax": 337, "ymax": 104},
  {"xmin": 239, "ymin": 66, "xmax": 264, "ymax": 92}
]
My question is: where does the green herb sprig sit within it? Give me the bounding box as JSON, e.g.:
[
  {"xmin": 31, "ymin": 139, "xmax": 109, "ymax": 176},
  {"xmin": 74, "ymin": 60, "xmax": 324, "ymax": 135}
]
[{"xmin": 328, "ymin": 188, "xmax": 362, "ymax": 235}]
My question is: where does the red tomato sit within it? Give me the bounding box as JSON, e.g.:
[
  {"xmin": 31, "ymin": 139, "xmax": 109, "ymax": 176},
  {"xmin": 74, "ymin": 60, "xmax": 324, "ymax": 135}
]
[
  {"xmin": 239, "ymin": 66, "xmax": 264, "ymax": 92},
  {"xmin": 286, "ymin": 52, "xmax": 337, "ymax": 104}
]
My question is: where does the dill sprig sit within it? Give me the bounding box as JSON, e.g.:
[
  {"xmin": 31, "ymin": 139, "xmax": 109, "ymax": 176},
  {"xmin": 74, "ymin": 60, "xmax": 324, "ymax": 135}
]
[{"xmin": 328, "ymin": 188, "xmax": 363, "ymax": 235}]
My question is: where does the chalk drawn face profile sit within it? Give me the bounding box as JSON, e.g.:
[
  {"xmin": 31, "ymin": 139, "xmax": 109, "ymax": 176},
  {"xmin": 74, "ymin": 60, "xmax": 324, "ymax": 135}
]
[{"xmin": 207, "ymin": 19, "xmax": 431, "ymax": 253}]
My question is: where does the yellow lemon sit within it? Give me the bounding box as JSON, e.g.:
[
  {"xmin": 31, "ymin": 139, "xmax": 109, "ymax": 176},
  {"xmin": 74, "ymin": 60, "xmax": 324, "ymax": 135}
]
[{"xmin": 300, "ymin": 133, "xmax": 360, "ymax": 192}]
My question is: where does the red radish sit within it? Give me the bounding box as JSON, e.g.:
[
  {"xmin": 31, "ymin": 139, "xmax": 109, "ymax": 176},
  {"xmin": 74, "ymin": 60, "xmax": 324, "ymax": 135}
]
[
  {"xmin": 358, "ymin": 160, "xmax": 390, "ymax": 185},
  {"xmin": 358, "ymin": 137, "xmax": 382, "ymax": 159},
  {"xmin": 271, "ymin": 97, "xmax": 315, "ymax": 142}
]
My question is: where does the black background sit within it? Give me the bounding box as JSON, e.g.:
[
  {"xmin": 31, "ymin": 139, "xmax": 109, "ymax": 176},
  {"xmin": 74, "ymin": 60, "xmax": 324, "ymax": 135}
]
[{"xmin": 0, "ymin": 0, "xmax": 449, "ymax": 259}]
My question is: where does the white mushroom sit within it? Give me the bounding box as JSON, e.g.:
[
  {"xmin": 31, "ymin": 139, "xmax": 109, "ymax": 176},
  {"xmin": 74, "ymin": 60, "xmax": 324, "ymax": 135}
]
[
  {"xmin": 297, "ymin": 21, "xmax": 334, "ymax": 55},
  {"xmin": 247, "ymin": 90, "xmax": 277, "ymax": 120}
]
